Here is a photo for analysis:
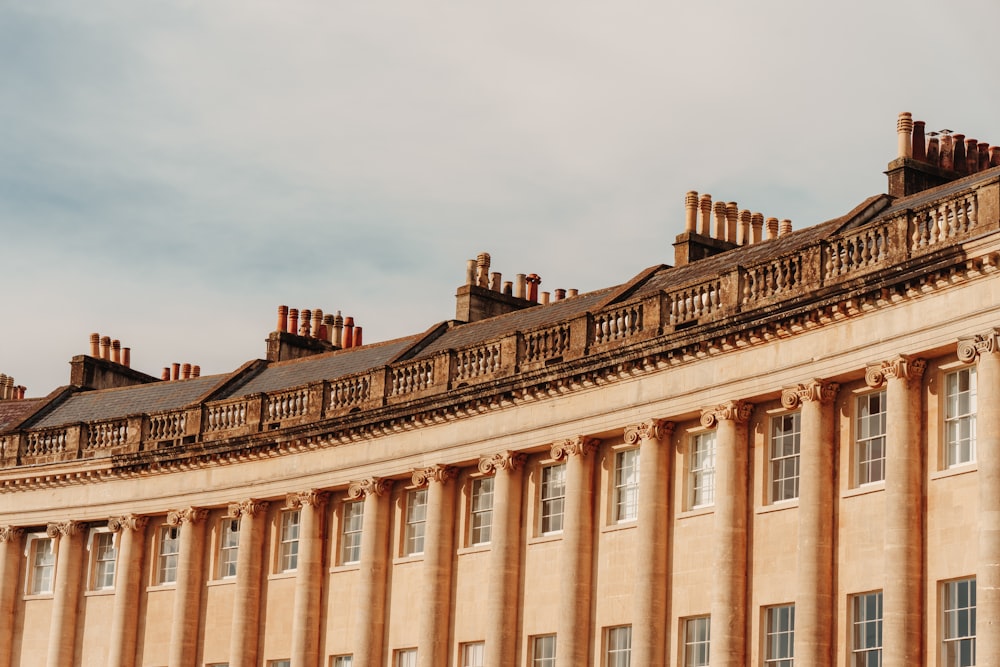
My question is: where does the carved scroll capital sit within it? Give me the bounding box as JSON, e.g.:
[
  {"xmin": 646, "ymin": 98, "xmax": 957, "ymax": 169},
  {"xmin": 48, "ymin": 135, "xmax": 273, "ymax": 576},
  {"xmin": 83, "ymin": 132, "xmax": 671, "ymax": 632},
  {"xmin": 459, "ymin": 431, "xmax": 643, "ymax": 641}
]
[
  {"xmin": 285, "ymin": 490, "xmax": 329, "ymax": 509},
  {"xmin": 623, "ymin": 419, "xmax": 675, "ymax": 445},
  {"xmin": 347, "ymin": 477, "xmax": 391, "ymax": 500},
  {"xmin": 411, "ymin": 465, "xmax": 457, "ymax": 487},
  {"xmin": 550, "ymin": 436, "xmax": 599, "ymax": 461},
  {"xmin": 865, "ymin": 354, "xmax": 927, "ymax": 387},
  {"xmin": 780, "ymin": 380, "xmax": 838, "ymax": 409},
  {"xmin": 0, "ymin": 526, "xmax": 24, "ymax": 543},
  {"xmin": 478, "ymin": 451, "xmax": 527, "ymax": 474},
  {"xmin": 166, "ymin": 507, "xmax": 209, "ymax": 526},
  {"xmin": 228, "ymin": 499, "xmax": 269, "ymax": 519},
  {"xmin": 957, "ymin": 329, "xmax": 1000, "ymax": 363},
  {"xmin": 700, "ymin": 400, "xmax": 753, "ymax": 428},
  {"xmin": 108, "ymin": 514, "xmax": 148, "ymax": 533},
  {"xmin": 46, "ymin": 521, "xmax": 82, "ymax": 538}
]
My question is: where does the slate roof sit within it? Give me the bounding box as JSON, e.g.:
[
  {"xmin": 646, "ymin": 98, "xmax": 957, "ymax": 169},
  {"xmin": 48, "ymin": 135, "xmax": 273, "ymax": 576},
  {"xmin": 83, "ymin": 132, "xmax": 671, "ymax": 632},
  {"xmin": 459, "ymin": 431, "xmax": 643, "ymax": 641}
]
[{"xmin": 0, "ymin": 399, "xmax": 46, "ymax": 433}]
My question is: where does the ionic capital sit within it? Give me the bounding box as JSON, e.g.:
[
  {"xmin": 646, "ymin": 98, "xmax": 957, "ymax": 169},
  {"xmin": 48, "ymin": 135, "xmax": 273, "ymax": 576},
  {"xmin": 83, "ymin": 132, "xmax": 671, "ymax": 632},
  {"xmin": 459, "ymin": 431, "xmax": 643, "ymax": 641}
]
[
  {"xmin": 0, "ymin": 526, "xmax": 24, "ymax": 543},
  {"xmin": 228, "ymin": 499, "xmax": 269, "ymax": 519},
  {"xmin": 623, "ymin": 419, "xmax": 675, "ymax": 445},
  {"xmin": 285, "ymin": 490, "xmax": 329, "ymax": 509},
  {"xmin": 108, "ymin": 514, "xmax": 149, "ymax": 533},
  {"xmin": 700, "ymin": 400, "xmax": 753, "ymax": 428},
  {"xmin": 347, "ymin": 477, "xmax": 391, "ymax": 500},
  {"xmin": 478, "ymin": 451, "xmax": 527, "ymax": 474},
  {"xmin": 549, "ymin": 436, "xmax": 599, "ymax": 461},
  {"xmin": 780, "ymin": 380, "xmax": 838, "ymax": 409},
  {"xmin": 46, "ymin": 521, "xmax": 82, "ymax": 538},
  {"xmin": 411, "ymin": 464, "xmax": 457, "ymax": 487},
  {"xmin": 957, "ymin": 328, "xmax": 1000, "ymax": 363},
  {"xmin": 166, "ymin": 507, "xmax": 209, "ymax": 526},
  {"xmin": 865, "ymin": 354, "xmax": 927, "ymax": 388}
]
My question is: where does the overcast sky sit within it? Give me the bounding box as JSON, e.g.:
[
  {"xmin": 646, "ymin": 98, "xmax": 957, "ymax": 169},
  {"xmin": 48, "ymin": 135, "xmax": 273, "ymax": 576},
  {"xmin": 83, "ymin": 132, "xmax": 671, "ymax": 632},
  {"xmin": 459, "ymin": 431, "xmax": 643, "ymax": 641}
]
[{"xmin": 3, "ymin": 1, "xmax": 999, "ymax": 396}]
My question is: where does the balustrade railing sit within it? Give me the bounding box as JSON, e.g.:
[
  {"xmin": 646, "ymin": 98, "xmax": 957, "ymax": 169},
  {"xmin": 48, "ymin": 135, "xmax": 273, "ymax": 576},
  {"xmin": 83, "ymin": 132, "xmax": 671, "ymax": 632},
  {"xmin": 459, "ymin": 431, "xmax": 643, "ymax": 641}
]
[
  {"xmin": 266, "ymin": 388, "xmax": 309, "ymax": 422},
  {"xmin": 390, "ymin": 359, "xmax": 435, "ymax": 397},
  {"xmin": 593, "ymin": 303, "xmax": 643, "ymax": 345},
  {"xmin": 524, "ymin": 324, "xmax": 571, "ymax": 363},
  {"xmin": 25, "ymin": 428, "xmax": 69, "ymax": 457},
  {"xmin": 455, "ymin": 343, "xmax": 501, "ymax": 381},
  {"xmin": 824, "ymin": 223, "xmax": 893, "ymax": 280},
  {"xmin": 149, "ymin": 412, "xmax": 186, "ymax": 441},
  {"xmin": 742, "ymin": 254, "xmax": 803, "ymax": 305},
  {"xmin": 910, "ymin": 191, "xmax": 978, "ymax": 252},
  {"xmin": 86, "ymin": 420, "xmax": 127, "ymax": 450},
  {"xmin": 205, "ymin": 400, "xmax": 248, "ymax": 432},
  {"xmin": 666, "ymin": 279, "xmax": 722, "ymax": 326},
  {"xmin": 329, "ymin": 374, "xmax": 371, "ymax": 410}
]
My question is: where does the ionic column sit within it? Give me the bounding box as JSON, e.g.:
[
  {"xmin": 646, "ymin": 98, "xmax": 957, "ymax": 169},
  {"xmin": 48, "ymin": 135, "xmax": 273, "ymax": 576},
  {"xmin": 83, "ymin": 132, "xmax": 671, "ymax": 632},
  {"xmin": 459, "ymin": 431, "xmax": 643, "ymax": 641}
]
[
  {"xmin": 107, "ymin": 515, "xmax": 149, "ymax": 667},
  {"xmin": 628, "ymin": 420, "xmax": 674, "ymax": 667},
  {"xmin": 45, "ymin": 521, "xmax": 85, "ymax": 667},
  {"xmin": 959, "ymin": 332, "xmax": 1000, "ymax": 664},
  {"xmin": 228, "ymin": 500, "xmax": 269, "ymax": 667},
  {"xmin": 287, "ymin": 490, "xmax": 328, "ymax": 667},
  {"xmin": 0, "ymin": 526, "xmax": 24, "ymax": 667},
  {"xmin": 479, "ymin": 451, "xmax": 527, "ymax": 667},
  {"xmin": 347, "ymin": 478, "xmax": 392, "ymax": 667},
  {"xmin": 551, "ymin": 436, "xmax": 598, "ymax": 667},
  {"xmin": 782, "ymin": 380, "xmax": 838, "ymax": 667},
  {"xmin": 866, "ymin": 355, "xmax": 925, "ymax": 666},
  {"xmin": 413, "ymin": 465, "xmax": 457, "ymax": 667},
  {"xmin": 701, "ymin": 400, "xmax": 752, "ymax": 667},
  {"xmin": 167, "ymin": 508, "xmax": 208, "ymax": 667}
]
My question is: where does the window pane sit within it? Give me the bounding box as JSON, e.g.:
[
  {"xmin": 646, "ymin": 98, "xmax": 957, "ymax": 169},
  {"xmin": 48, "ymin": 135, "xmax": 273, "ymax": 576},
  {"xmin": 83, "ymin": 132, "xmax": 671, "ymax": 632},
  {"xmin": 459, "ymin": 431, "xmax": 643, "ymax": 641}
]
[
  {"xmin": 606, "ymin": 625, "xmax": 631, "ymax": 667},
  {"xmin": 945, "ymin": 368, "xmax": 977, "ymax": 467},
  {"xmin": 856, "ymin": 391, "xmax": 887, "ymax": 486},
  {"xmin": 158, "ymin": 526, "xmax": 180, "ymax": 584},
  {"xmin": 93, "ymin": 532, "xmax": 117, "ymax": 590},
  {"xmin": 470, "ymin": 477, "xmax": 494, "ymax": 545},
  {"xmin": 770, "ymin": 414, "xmax": 801, "ymax": 502},
  {"xmin": 280, "ymin": 510, "xmax": 300, "ymax": 572},
  {"xmin": 764, "ymin": 605, "xmax": 795, "ymax": 665},
  {"xmin": 689, "ymin": 432, "xmax": 716, "ymax": 508},
  {"xmin": 341, "ymin": 501, "xmax": 364, "ymax": 564},
  {"xmin": 219, "ymin": 519, "xmax": 239, "ymax": 578},
  {"xmin": 462, "ymin": 642, "xmax": 484, "ymax": 667},
  {"xmin": 614, "ymin": 450, "xmax": 640, "ymax": 522},
  {"xmin": 405, "ymin": 489, "xmax": 427, "ymax": 555},
  {"xmin": 540, "ymin": 464, "xmax": 566, "ymax": 534},
  {"xmin": 31, "ymin": 538, "xmax": 55, "ymax": 594},
  {"xmin": 684, "ymin": 617, "xmax": 711, "ymax": 667},
  {"xmin": 533, "ymin": 635, "xmax": 556, "ymax": 667},
  {"xmin": 943, "ymin": 578, "xmax": 976, "ymax": 667}
]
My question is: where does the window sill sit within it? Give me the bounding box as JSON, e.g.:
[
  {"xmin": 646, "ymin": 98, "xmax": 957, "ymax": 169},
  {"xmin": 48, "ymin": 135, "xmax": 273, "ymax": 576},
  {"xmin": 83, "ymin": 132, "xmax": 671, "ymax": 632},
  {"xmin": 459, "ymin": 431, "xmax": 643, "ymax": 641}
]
[
  {"xmin": 22, "ymin": 592, "xmax": 53, "ymax": 600},
  {"xmin": 601, "ymin": 520, "xmax": 637, "ymax": 534},
  {"xmin": 843, "ymin": 482, "xmax": 885, "ymax": 498},
  {"xmin": 392, "ymin": 554, "xmax": 425, "ymax": 565},
  {"xmin": 527, "ymin": 533, "xmax": 563, "ymax": 546},
  {"xmin": 268, "ymin": 571, "xmax": 297, "ymax": 582},
  {"xmin": 330, "ymin": 563, "xmax": 361, "ymax": 573},
  {"xmin": 756, "ymin": 499, "xmax": 799, "ymax": 514},
  {"xmin": 84, "ymin": 588, "xmax": 115, "ymax": 597},
  {"xmin": 206, "ymin": 578, "xmax": 236, "ymax": 588},
  {"xmin": 931, "ymin": 462, "xmax": 978, "ymax": 481},
  {"xmin": 457, "ymin": 544, "xmax": 491, "ymax": 556},
  {"xmin": 677, "ymin": 505, "xmax": 715, "ymax": 519},
  {"xmin": 146, "ymin": 583, "xmax": 177, "ymax": 592}
]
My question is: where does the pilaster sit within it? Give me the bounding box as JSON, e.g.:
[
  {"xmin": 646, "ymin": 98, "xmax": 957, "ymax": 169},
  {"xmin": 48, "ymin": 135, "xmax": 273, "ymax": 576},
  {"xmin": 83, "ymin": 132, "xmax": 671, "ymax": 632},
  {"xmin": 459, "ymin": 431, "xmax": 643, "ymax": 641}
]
[
  {"xmin": 286, "ymin": 490, "xmax": 328, "ymax": 667},
  {"xmin": 0, "ymin": 526, "xmax": 24, "ymax": 667},
  {"xmin": 413, "ymin": 465, "xmax": 457, "ymax": 667},
  {"xmin": 166, "ymin": 508, "xmax": 208, "ymax": 667},
  {"xmin": 229, "ymin": 499, "xmax": 269, "ymax": 667},
  {"xmin": 347, "ymin": 477, "xmax": 391, "ymax": 667},
  {"xmin": 45, "ymin": 520, "xmax": 85, "ymax": 667},
  {"xmin": 107, "ymin": 514, "xmax": 149, "ymax": 667}
]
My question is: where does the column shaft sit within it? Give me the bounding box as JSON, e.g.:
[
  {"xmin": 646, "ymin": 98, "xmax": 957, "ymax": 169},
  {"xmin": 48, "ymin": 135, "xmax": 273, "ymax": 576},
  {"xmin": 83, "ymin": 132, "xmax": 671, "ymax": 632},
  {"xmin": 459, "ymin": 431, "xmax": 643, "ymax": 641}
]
[
  {"xmin": 46, "ymin": 523, "xmax": 84, "ymax": 667},
  {"xmin": 107, "ymin": 516, "xmax": 148, "ymax": 667},
  {"xmin": 630, "ymin": 421, "xmax": 671, "ymax": 667},
  {"xmin": 351, "ymin": 479, "xmax": 391, "ymax": 667},
  {"xmin": 230, "ymin": 501, "xmax": 268, "ymax": 667},
  {"xmin": 416, "ymin": 466, "xmax": 456, "ymax": 667},
  {"xmin": 168, "ymin": 509, "xmax": 208, "ymax": 667},
  {"xmin": 290, "ymin": 492, "xmax": 327, "ymax": 667},
  {"xmin": 977, "ymin": 347, "xmax": 1000, "ymax": 663},
  {"xmin": 0, "ymin": 528, "xmax": 24, "ymax": 667},
  {"xmin": 482, "ymin": 453, "xmax": 525, "ymax": 667}
]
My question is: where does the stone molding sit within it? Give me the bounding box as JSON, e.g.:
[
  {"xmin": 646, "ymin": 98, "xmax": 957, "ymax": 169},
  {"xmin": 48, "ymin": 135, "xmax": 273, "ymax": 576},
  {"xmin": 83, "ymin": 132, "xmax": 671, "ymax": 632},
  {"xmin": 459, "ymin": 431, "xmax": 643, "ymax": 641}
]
[
  {"xmin": 285, "ymin": 490, "xmax": 329, "ymax": 509},
  {"xmin": 865, "ymin": 354, "xmax": 927, "ymax": 388},
  {"xmin": 166, "ymin": 508, "xmax": 209, "ymax": 526},
  {"xmin": 478, "ymin": 450, "xmax": 527, "ymax": 474},
  {"xmin": 411, "ymin": 464, "xmax": 457, "ymax": 487},
  {"xmin": 45, "ymin": 521, "xmax": 82, "ymax": 538},
  {"xmin": 957, "ymin": 328, "xmax": 1000, "ymax": 363},
  {"xmin": 107, "ymin": 514, "xmax": 148, "ymax": 533},
  {"xmin": 623, "ymin": 419, "xmax": 675, "ymax": 445},
  {"xmin": 0, "ymin": 526, "xmax": 24, "ymax": 543},
  {"xmin": 227, "ymin": 499, "xmax": 269, "ymax": 518},
  {"xmin": 780, "ymin": 380, "xmax": 839, "ymax": 409},
  {"xmin": 347, "ymin": 477, "xmax": 391, "ymax": 500},
  {"xmin": 700, "ymin": 400, "xmax": 753, "ymax": 428},
  {"xmin": 549, "ymin": 436, "xmax": 599, "ymax": 460}
]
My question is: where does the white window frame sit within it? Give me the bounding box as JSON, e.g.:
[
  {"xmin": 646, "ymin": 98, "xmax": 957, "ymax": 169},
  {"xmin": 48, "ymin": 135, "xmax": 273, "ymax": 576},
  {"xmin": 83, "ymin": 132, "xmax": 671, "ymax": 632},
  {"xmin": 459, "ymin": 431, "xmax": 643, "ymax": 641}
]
[
  {"xmin": 157, "ymin": 525, "xmax": 180, "ymax": 585},
  {"xmin": 688, "ymin": 431, "xmax": 716, "ymax": 509},
  {"xmin": 267, "ymin": 661, "xmax": 291, "ymax": 667},
  {"xmin": 404, "ymin": 489, "xmax": 427, "ymax": 556},
  {"xmin": 764, "ymin": 604, "xmax": 795, "ymax": 666},
  {"xmin": 394, "ymin": 648, "xmax": 417, "ymax": 667},
  {"xmin": 539, "ymin": 463, "xmax": 566, "ymax": 535},
  {"xmin": 855, "ymin": 391, "xmax": 887, "ymax": 486},
  {"xmin": 769, "ymin": 413, "xmax": 801, "ymax": 503},
  {"xmin": 944, "ymin": 367, "xmax": 977, "ymax": 467},
  {"xmin": 613, "ymin": 449, "xmax": 639, "ymax": 523},
  {"xmin": 330, "ymin": 656, "xmax": 352, "ymax": 667},
  {"xmin": 340, "ymin": 500, "xmax": 364, "ymax": 565},
  {"xmin": 26, "ymin": 534, "xmax": 55, "ymax": 595},
  {"xmin": 218, "ymin": 517, "xmax": 239, "ymax": 579},
  {"xmin": 605, "ymin": 625, "xmax": 632, "ymax": 667},
  {"xmin": 531, "ymin": 635, "xmax": 556, "ymax": 667},
  {"xmin": 850, "ymin": 591, "xmax": 882, "ymax": 666},
  {"xmin": 469, "ymin": 476, "xmax": 493, "ymax": 546},
  {"xmin": 89, "ymin": 529, "xmax": 117, "ymax": 590},
  {"xmin": 683, "ymin": 616, "xmax": 711, "ymax": 667},
  {"xmin": 278, "ymin": 509, "xmax": 300, "ymax": 572},
  {"xmin": 461, "ymin": 641, "xmax": 485, "ymax": 667},
  {"xmin": 942, "ymin": 578, "xmax": 976, "ymax": 667}
]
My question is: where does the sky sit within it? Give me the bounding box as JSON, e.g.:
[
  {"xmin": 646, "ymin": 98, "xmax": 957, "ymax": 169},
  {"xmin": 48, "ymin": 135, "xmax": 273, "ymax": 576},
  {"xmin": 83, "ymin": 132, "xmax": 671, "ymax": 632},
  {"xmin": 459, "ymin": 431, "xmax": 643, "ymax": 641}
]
[{"xmin": 3, "ymin": 1, "xmax": 1000, "ymax": 396}]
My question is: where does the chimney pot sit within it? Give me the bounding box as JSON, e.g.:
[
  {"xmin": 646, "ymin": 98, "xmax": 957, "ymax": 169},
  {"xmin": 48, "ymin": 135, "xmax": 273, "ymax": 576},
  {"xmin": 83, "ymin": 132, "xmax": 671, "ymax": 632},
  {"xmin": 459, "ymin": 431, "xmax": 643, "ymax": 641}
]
[
  {"xmin": 726, "ymin": 202, "xmax": 738, "ymax": 243},
  {"xmin": 277, "ymin": 305, "xmax": 288, "ymax": 334},
  {"xmin": 953, "ymin": 134, "xmax": 967, "ymax": 174},
  {"xmin": 554, "ymin": 288, "xmax": 566, "ymax": 301},
  {"xmin": 181, "ymin": 363, "xmax": 191, "ymax": 380},
  {"xmin": 333, "ymin": 311, "xmax": 344, "ymax": 347},
  {"xmin": 111, "ymin": 339, "xmax": 121, "ymax": 364},
  {"xmin": 476, "ymin": 252, "xmax": 491, "ymax": 288},
  {"xmin": 684, "ymin": 191, "xmax": 698, "ymax": 232},
  {"xmin": 171, "ymin": 363, "xmax": 180, "ymax": 381},
  {"xmin": 525, "ymin": 274, "xmax": 541, "ymax": 302},
  {"xmin": 89, "ymin": 333, "xmax": 100, "ymax": 357},
  {"xmin": 990, "ymin": 146, "xmax": 1000, "ymax": 168},
  {"xmin": 288, "ymin": 309, "xmax": 299, "ymax": 336},
  {"xmin": 699, "ymin": 194, "xmax": 713, "ymax": 236},
  {"xmin": 751, "ymin": 213, "xmax": 764, "ymax": 244},
  {"xmin": 713, "ymin": 201, "xmax": 727, "ymax": 239},
  {"xmin": 927, "ymin": 136, "xmax": 940, "ymax": 165},
  {"xmin": 897, "ymin": 112, "xmax": 913, "ymax": 159},
  {"xmin": 966, "ymin": 139, "xmax": 979, "ymax": 174},
  {"xmin": 323, "ymin": 314, "xmax": 335, "ymax": 343},
  {"xmin": 17, "ymin": 386, "xmax": 25, "ymax": 400},
  {"xmin": 978, "ymin": 143, "xmax": 990, "ymax": 172},
  {"xmin": 100, "ymin": 336, "xmax": 111, "ymax": 360},
  {"xmin": 344, "ymin": 316, "xmax": 355, "ymax": 349},
  {"xmin": 300, "ymin": 309, "xmax": 312, "ymax": 337},
  {"xmin": 912, "ymin": 120, "xmax": 926, "ymax": 161},
  {"xmin": 766, "ymin": 217, "xmax": 779, "ymax": 241},
  {"xmin": 738, "ymin": 209, "xmax": 751, "ymax": 246},
  {"xmin": 779, "ymin": 219, "xmax": 793, "ymax": 236},
  {"xmin": 161, "ymin": 368, "xmax": 170, "ymax": 381},
  {"xmin": 568, "ymin": 288, "xmax": 578, "ymax": 297},
  {"xmin": 312, "ymin": 309, "xmax": 323, "ymax": 338},
  {"xmin": 490, "ymin": 272, "xmax": 501, "ymax": 292},
  {"xmin": 502, "ymin": 280, "xmax": 513, "ymax": 296},
  {"xmin": 465, "ymin": 259, "xmax": 476, "ymax": 286},
  {"xmin": 123, "ymin": 347, "xmax": 131, "ymax": 368},
  {"xmin": 541, "ymin": 291, "xmax": 550, "ymax": 305},
  {"xmin": 353, "ymin": 327, "xmax": 363, "ymax": 347},
  {"xmin": 940, "ymin": 134, "xmax": 955, "ymax": 170},
  {"xmin": 192, "ymin": 365, "xmax": 201, "ymax": 378},
  {"xmin": 515, "ymin": 274, "xmax": 526, "ymax": 300}
]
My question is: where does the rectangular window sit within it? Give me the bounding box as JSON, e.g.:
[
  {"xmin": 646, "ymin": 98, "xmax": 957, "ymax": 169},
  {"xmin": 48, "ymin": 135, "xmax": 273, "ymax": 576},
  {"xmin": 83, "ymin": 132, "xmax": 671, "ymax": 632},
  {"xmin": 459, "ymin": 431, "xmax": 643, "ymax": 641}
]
[
  {"xmin": 540, "ymin": 464, "xmax": 566, "ymax": 534},
  {"xmin": 856, "ymin": 391, "xmax": 887, "ymax": 485},
  {"xmin": 770, "ymin": 414, "xmax": 801, "ymax": 503},
  {"xmin": 404, "ymin": 489, "xmax": 427, "ymax": 556},
  {"xmin": 30, "ymin": 537, "xmax": 55, "ymax": 595},
  {"xmin": 341, "ymin": 501, "xmax": 364, "ymax": 564},
  {"xmin": 91, "ymin": 531, "xmax": 116, "ymax": 590},
  {"xmin": 684, "ymin": 616, "xmax": 711, "ymax": 667},
  {"xmin": 942, "ymin": 578, "xmax": 976, "ymax": 667},
  {"xmin": 395, "ymin": 649, "xmax": 417, "ymax": 667},
  {"xmin": 532, "ymin": 635, "xmax": 556, "ymax": 667},
  {"xmin": 764, "ymin": 604, "xmax": 795, "ymax": 666},
  {"xmin": 279, "ymin": 509, "xmax": 300, "ymax": 572},
  {"xmin": 219, "ymin": 518, "xmax": 239, "ymax": 579},
  {"xmin": 267, "ymin": 661, "xmax": 290, "ymax": 667},
  {"xmin": 158, "ymin": 525, "xmax": 180, "ymax": 584},
  {"xmin": 470, "ymin": 477, "xmax": 494, "ymax": 545},
  {"xmin": 945, "ymin": 367, "xmax": 977, "ymax": 467},
  {"xmin": 851, "ymin": 591, "xmax": 882, "ymax": 666},
  {"xmin": 689, "ymin": 432, "xmax": 717, "ymax": 508},
  {"xmin": 331, "ymin": 657, "xmax": 352, "ymax": 667},
  {"xmin": 613, "ymin": 449, "xmax": 640, "ymax": 522},
  {"xmin": 605, "ymin": 625, "xmax": 632, "ymax": 667},
  {"xmin": 461, "ymin": 642, "xmax": 485, "ymax": 667}
]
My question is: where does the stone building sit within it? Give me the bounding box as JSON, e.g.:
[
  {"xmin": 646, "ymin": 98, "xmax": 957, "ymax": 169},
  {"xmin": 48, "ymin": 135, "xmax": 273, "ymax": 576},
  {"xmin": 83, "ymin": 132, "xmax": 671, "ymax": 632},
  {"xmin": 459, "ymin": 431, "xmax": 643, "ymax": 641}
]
[{"xmin": 1, "ymin": 112, "xmax": 998, "ymax": 667}]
